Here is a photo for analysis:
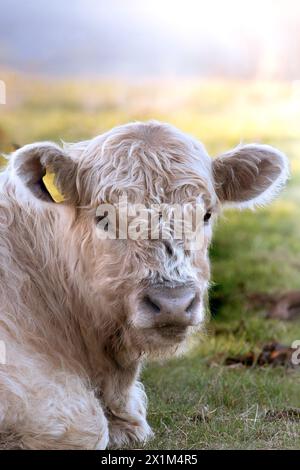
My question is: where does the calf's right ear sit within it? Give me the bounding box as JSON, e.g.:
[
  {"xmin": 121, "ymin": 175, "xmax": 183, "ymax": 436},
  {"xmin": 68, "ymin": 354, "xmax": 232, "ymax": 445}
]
[{"xmin": 11, "ymin": 142, "xmax": 78, "ymax": 204}]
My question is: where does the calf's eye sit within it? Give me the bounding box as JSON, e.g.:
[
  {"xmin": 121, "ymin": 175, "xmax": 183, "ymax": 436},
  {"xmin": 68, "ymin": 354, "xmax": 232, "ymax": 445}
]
[
  {"xmin": 204, "ymin": 212, "xmax": 212, "ymax": 223},
  {"xmin": 95, "ymin": 213, "xmax": 109, "ymax": 232}
]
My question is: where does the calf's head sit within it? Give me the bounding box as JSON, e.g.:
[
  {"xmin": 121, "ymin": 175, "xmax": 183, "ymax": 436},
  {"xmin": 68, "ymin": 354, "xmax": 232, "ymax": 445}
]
[{"xmin": 11, "ymin": 122, "xmax": 289, "ymax": 355}]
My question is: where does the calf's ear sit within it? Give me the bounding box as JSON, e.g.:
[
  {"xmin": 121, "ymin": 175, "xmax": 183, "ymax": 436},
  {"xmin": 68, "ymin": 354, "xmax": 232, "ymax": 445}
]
[
  {"xmin": 12, "ymin": 142, "xmax": 78, "ymax": 204},
  {"xmin": 212, "ymin": 144, "xmax": 289, "ymax": 208}
]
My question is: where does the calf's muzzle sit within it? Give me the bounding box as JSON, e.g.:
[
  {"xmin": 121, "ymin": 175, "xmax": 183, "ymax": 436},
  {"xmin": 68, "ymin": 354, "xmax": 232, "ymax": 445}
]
[{"xmin": 140, "ymin": 285, "xmax": 201, "ymax": 329}]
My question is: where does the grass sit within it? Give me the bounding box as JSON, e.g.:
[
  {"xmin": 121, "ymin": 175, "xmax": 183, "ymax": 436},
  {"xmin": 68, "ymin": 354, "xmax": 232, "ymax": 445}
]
[{"xmin": 0, "ymin": 71, "xmax": 299, "ymax": 449}]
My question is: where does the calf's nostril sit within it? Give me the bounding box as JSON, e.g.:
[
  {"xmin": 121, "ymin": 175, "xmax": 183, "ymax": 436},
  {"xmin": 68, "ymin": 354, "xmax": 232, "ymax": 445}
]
[
  {"xmin": 142, "ymin": 295, "xmax": 161, "ymax": 314},
  {"xmin": 186, "ymin": 295, "xmax": 197, "ymax": 314}
]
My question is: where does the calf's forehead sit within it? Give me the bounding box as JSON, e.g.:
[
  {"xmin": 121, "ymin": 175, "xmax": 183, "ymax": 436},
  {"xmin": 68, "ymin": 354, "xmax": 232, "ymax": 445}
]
[{"xmin": 73, "ymin": 122, "xmax": 216, "ymax": 205}]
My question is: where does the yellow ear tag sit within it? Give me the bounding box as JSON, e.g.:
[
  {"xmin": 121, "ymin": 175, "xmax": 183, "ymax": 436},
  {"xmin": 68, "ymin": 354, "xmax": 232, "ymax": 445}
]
[{"xmin": 42, "ymin": 171, "xmax": 65, "ymax": 203}]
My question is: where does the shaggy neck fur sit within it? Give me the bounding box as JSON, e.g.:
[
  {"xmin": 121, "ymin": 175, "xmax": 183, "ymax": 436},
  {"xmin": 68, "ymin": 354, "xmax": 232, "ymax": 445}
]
[{"xmin": 0, "ymin": 172, "xmax": 140, "ymax": 390}]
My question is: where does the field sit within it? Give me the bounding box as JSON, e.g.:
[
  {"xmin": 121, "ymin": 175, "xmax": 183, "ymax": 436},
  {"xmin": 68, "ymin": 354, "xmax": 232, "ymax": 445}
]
[{"xmin": 0, "ymin": 71, "xmax": 300, "ymax": 449}]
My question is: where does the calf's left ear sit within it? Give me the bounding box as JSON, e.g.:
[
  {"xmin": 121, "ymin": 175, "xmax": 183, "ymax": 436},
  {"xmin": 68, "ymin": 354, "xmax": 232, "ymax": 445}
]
[{"xmin": 212, "ymin": 144, "xmax": 289, "ymax": 208}]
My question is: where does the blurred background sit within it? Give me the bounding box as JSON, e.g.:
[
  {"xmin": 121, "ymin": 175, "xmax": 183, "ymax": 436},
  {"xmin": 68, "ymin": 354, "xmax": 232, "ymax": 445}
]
[
  {"xmin": 1, "ymin": 0, "xmax": 300, "ymax": 79},
  {"xmin": 0, "ymin": 0, "xmax": 299, "ymax": 449}
]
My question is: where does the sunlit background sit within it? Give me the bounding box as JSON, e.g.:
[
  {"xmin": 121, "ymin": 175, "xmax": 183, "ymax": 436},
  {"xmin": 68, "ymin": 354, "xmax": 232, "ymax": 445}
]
[
  {"xmin": 0, "ymin": 0, "xmax": 300, "ymax": 449},
  {"xmin": 1, "ymin": 0, "xmax": 300, "ymax": 79}
]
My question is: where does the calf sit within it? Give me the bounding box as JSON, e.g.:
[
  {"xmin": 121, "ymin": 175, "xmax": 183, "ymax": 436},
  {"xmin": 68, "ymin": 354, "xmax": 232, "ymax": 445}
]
[{"xmin": 0, "ymin": 121, "xmax": 288, "ymax": 448}]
